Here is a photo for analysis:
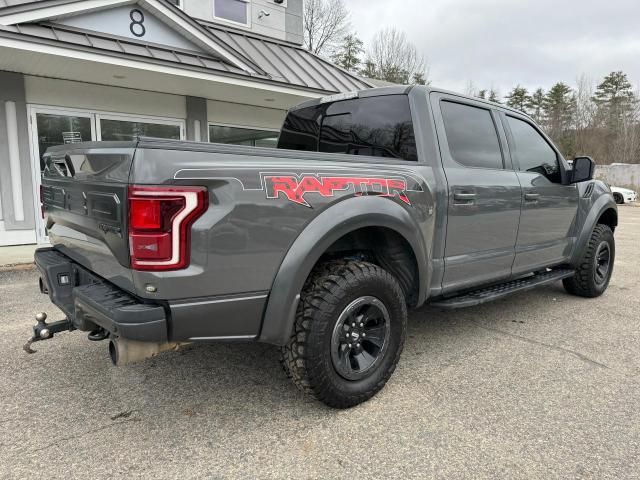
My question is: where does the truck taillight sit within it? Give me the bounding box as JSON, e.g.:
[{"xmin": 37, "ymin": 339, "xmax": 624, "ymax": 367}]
[{"xmin": 128, "ymin": 186, "xmax": 208, "ymax": 271}]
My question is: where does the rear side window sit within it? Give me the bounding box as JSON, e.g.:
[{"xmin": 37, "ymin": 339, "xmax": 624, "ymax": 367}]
[
  {"xmin": 440, "ymin": 101, "xmax": 504, "ymax": 169},
  {"xmin": 278, "ymin": 95, "xmax": 418, "ymax": 161},
  {"xmin": 506, "ymin": 116, "xmax": 561, "ymax": 183}
]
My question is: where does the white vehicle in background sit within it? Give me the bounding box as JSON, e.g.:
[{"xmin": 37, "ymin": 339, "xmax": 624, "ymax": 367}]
[{"xmin": 610, "ymin": 186, "xmax": 637, "ymax": 205}]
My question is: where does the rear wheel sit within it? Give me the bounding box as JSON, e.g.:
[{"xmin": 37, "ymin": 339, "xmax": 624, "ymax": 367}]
[
  {"xmin": 563, "ymin": 224, "xmax": 615, "ymax": 298},
  {"xmin": 280, "ymin": 260, "xmax": 407, "ymax": 409}
]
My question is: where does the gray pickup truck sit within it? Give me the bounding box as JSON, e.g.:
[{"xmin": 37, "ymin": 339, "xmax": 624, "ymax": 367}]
[{"xmin": 30, "ymin": 86, "xmax": 617, "ymax": 408}]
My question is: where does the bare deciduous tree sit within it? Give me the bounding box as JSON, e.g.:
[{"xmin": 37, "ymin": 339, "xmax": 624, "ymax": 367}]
[
  {"xmin": 363, "ymin": 28, "xmax": 428, "ymax": 85},
  {"xmin": 304, "ymin": 0, "xmax": 350, "ymax": 57}
]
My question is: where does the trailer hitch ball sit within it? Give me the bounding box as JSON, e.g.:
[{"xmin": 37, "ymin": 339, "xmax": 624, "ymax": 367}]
[{"xmin": 23, "ymin": 312, "xmax": 73, "ymax": 354}]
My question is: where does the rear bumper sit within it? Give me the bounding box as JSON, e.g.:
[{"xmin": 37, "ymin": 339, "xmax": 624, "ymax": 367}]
[{"xmin": 35, "ymin": 248, "xmax": 168, "ymax": 342}]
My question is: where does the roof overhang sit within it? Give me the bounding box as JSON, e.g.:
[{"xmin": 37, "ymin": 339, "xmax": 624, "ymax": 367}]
[
  {"xmin": 0, "ymin": 0, "xmax": 261, "ymax": 73},
  {"xmin": 0, "ymin": 33, "xmax": 319, "ymax": 109}
]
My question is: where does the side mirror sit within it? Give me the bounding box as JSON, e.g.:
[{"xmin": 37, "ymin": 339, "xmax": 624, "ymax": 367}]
[{"xmin": 570, "ymin": 156, "xmax": 595, "ymax": 184}]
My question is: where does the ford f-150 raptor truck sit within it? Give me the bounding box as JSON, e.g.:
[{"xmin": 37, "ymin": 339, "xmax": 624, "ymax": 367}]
[{"xmin": 30, "ymin": 86, "xmax": 617, "ymax": 408}]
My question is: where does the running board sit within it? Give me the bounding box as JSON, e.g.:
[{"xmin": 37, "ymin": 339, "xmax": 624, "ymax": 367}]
[{"xmin": 430, "ymin": 269, "xmax": 575, "ymax": 309}]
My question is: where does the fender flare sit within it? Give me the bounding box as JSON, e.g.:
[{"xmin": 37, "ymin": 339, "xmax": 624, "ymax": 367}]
[
  {"xmin": 258, "ymin": 196, "xmax": 429, "ymax": 346},
  {"xmin": 570, "ymin": 194, "xmax": 617, "ymax": 266}
]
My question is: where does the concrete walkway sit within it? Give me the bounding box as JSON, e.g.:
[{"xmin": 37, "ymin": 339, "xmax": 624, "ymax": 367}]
[{"xmin": 0, "ymin": 244, "xmax": 38, "ymax": 268}]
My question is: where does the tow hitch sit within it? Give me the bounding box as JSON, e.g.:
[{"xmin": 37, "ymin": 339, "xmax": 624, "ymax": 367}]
[{"xmin": 23, "ymin": 312, "xmax": 74, "ymax": 354}]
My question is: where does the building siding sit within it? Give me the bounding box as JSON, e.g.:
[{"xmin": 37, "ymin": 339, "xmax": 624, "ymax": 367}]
[
  {"xmin": 207, "ymin": 98, "xmax": 285, "ymax": 129},
  {"xmin": 0, "ymin": 71, "xmax": 35, "ymax": 232},
  {"xmin": 25, "ymin": 76, "xmax": 188, "ymax": 118}
]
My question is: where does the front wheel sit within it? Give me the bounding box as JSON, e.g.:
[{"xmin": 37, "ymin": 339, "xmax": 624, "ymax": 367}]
[
  {"xmin": 613, "ymin": 193, "xmax": 624, "ymax": 205},
  {"xmin": 280, "ymin": 260, "xmax": 407, "ymax": 409},
  {"xmin": 563, "ymin": 224, "xmax": 615, "ymax": 298}
]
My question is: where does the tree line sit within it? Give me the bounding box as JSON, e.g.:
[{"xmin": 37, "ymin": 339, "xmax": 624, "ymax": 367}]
[
  {"xmin": 303, "ymin": 0, "xmax": 638, "ymax": 165},
  {"xmin": 303, "ymin": 0, "xmax": 429, "ymax": 85},
  {"xmin": 470, "ymin": 72, "xmax": 640, "ymax": 164}
]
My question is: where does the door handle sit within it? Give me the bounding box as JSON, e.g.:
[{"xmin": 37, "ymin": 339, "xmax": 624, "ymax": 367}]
[
  {"xmin": 453, "ymin": 192, "xmax": 476, "ymax": 204},
  {"xmin": 524, "ymin": 193, "xmax": 540, "ymax": 202}
]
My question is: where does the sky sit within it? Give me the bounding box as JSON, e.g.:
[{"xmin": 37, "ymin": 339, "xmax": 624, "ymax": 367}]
[{"xmin": 345, "ymin": 0, "xmax": 640, "ymax": 97}]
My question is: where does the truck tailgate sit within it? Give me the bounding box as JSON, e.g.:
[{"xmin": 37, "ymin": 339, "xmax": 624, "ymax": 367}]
[{"xmin": 41, "ymin": 142, "xmax": 137, "ymax": 293}]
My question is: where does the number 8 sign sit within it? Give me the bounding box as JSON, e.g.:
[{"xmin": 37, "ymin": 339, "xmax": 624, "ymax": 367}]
[{"xmin": 129, "ymin": 9, "xmax": 146, "ymax": 37}]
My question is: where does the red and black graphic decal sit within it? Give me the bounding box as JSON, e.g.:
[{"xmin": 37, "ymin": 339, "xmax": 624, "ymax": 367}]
[{"xmin": 264, "ymin": 175, "xmax": 412, "ymax": 207}]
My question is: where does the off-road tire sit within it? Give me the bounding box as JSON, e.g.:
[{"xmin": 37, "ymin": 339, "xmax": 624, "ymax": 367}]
[
  {"xmin": 563, "ymin": 224, "xmax": 615, "ymax": 298},
  {"xmin": 280, "ymin": 260, "xmax": 407, "ymax": 409}
]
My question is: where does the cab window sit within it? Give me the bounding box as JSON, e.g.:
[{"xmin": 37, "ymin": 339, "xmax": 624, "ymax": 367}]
[
  {"xmin": 440, "ymin": 101, "xmax": 504, "ymax": 170},
  {"xmin": 507, "ymin": 116, "xmax": 561, "ymax": 183}
]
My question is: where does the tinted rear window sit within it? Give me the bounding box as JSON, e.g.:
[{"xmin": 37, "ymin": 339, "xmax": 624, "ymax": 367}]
[
  {"xmin": 440, "ymin": 101, "xmax": 504, "ymax": 170},
  {"xmin": 278, "ymin": 95, "xmax": 418, "ymax": 161}
]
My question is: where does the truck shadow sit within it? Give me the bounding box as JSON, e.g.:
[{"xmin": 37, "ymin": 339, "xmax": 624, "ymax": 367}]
[{"xmin": 21, "ymin": 282, "xmax": 579, "ymax": 422}]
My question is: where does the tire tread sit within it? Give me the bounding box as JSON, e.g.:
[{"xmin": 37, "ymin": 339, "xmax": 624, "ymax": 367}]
[{"xmin": 280, "ymin": 260, "xmax": 406, "ymax": 408}]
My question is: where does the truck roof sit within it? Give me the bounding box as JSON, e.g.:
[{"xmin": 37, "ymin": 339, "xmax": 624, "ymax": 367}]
[{"xmin": 290, "ymin": 85, "xmax": 532, "ymax": 120}]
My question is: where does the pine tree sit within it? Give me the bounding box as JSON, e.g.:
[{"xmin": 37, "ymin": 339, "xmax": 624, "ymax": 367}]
[
  {"xmin": 488, "ymin": 89, "xmax": 501, "ymax": 104},
  {"xmin": 477, "ymin": 89, "xmax": 487, "ymax": 100},
  {"xmin": 505, "ymin": 86, "xmax": 530, "ymax": 113},
  {"xmin": 593, "ymin": 71, "xmax": 637, "ymax": 128},
  {"xmin": 412, "ymin": 72, "xmax": 428, "ymax": 86},
  {"xmin": 359, "ymin": 60, "xmax": 376, "ymax": 79},
  {"xmin": 527, "ymin": 88, "xmax": 545, "ymax": 125},
  {"xmin": 592, "ymin": 71, "xmax": 640, "ymax": 164},
  {"xmin": 332, "ymin": 34, "xmax": 364, "ymax": 73},
  {"xmin": 543, "ymin": 82, "xmax": 576, "ymax": 155}
]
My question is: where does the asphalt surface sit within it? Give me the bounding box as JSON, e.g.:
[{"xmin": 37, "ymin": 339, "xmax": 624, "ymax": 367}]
[{"xmin": 1, "ymin": 207, "xmax": 639, "ymax": 479}]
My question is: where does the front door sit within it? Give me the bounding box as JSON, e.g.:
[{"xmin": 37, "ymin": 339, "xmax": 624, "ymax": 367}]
[
  {"xmin": 502, "ymin": 114, "xmax": 579, "ymax": 274},
  {"xmin": 432, "ymin": 95, "xmax": 522, "ymax": 293},
  {"xmin": 28, "ymin": 107, "xmax": 96, "ymax": 243}
]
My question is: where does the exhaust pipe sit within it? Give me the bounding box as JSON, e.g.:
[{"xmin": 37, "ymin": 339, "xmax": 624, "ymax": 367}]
[{"xmin": 108, "ymin": 338, "xmax": 184, "ymax": 366}]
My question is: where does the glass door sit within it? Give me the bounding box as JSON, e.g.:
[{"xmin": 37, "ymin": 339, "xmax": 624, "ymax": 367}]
[{"xmin": 28, "ymin": 106, "xmax": 97, "ymax": 243}]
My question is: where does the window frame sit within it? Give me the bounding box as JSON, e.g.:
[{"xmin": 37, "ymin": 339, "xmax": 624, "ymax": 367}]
[
  {"xmin": 213, "ymin": 0, "xmax": 251, "ymax": 27},
  {"xmin": 437, "ymin": 98, "xmax": 508, "ymax": 171},
  {"xmin": 502, "ymin": 112, "xmax": 567, "ymax": 184},
  {"xmin": 95, "ymin": 112, "xmax": 185, "ymax": 141},
  {"xmin": 208, "ymin": 122, "xmax": 279, "ymax": 147}
]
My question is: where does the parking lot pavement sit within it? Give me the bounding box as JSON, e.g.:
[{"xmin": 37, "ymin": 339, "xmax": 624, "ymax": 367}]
[{"xmin": 1, "ymin": 207, "xmax": 639, "ymax": 480}]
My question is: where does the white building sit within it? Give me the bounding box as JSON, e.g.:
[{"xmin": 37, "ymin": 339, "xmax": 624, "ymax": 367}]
[{"xmin": 0, "ymin": 0, "xmax": 371, "ymax": 246}]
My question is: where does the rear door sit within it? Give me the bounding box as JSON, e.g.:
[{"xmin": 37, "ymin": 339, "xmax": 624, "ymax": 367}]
[
  {"xmin": 431, "ymin": 93, "xmax": 522, "ymax": 293},
  {"xmin": 502, "ymin": 114, "xmax": 579, "ymax": 274}
]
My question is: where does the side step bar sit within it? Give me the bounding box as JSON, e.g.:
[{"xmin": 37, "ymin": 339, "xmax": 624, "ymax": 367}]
[{"xmin": 430, "ymin": 268, "xmax": 575, "ymax": 309}]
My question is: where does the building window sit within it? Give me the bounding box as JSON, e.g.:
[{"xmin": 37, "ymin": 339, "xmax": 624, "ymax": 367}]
[
  {"xmin": 213, "ymin": 0, "xmax": 250, "ymax": 26},
  {"xmin": 99, "ymin": 118, "xmax": 182, "ymax": 141},
  {"xmin": 209, "ymin": 125, "xmax": 278, "ymax": 148}
]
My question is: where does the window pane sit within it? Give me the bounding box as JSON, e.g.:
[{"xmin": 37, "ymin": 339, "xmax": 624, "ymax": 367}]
[
  {"xmin": 507, "ymin": 116, "xmax": 560, "ymax": 182},
  {"xmin": 100, "ymin": 119, "xmax": 181, "ymax": 141},
  {"xmin": 280, "ymin": 95, "xmax": 418, "ymax": 161},
  {"xmin": 209, "ymin": 125, "xmax": 278, "ymax": 148},
  {"xmin": 214, "ymin": 0, "xmax": 248, "ymax": 24},
  {"xmin": 36, "ymin": 113, "xmax": 92, "ymax": 170},
  {"xmin": 441, "ymin": 101, "xmax": 503, "ymax": 169}
]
